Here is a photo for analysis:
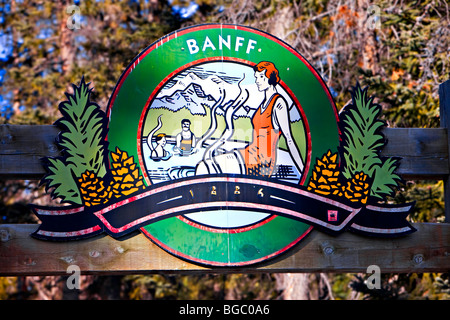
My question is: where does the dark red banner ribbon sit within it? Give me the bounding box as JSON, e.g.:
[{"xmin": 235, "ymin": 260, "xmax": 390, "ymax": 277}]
[{"xmin": 30, "ymin": 175, "xmax": 415, "ymax": 241}]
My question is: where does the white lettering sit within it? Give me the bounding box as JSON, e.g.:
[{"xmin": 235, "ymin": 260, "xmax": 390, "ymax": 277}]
[
  {"xmin": 66, "ymin": 264, "xmax": 80, "ymax": 289},
  {"xmin": 66, "ymin": 5, "xmax": 81, "ymax": 30},
  {"xmin": 186, "ymin": 39, "xmax": 199, "ymax": 54},
  {"xmin": 202, "ymin": 36, "xmax": 216, "ymax": 52},
  {"xmin": 224, "ymin": 305, "xmax": 270, "ymax": 315},
  {"xmin": 186, "ymin": 36, "xmax": 257, "ymax": 55},
  {"xmin": 179, "ymin": 304, "xmax": 213, "ymax": 317},
  {"xmin": 366, "ymin": 5, "xmax": 381, "ymax": 30},
  {"xmin": 366, "ymin": 265, "xmax": 381, "ymax": 289},
  {"xmin": 219, "ymin": 35, "xmax": 231, "ymax": 50},
  {"xmin": 235, "ymin": 36, "xmax": 244, "ymax": 51},
  {"xmin": 246, "ymin": 39, "xmax": 257, "ymax": 54}
]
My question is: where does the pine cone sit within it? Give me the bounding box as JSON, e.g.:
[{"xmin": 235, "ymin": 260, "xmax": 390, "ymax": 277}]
[
  {"xmin": 110, "ymin": 148, "xmax": 145, "ymax": 198},
  {"xmin": 307, "ymin": 151, "xmax": 371, "ymax": 205},
  {"xmin": 78, "ymin": 170, "xmax": 111, "ymax": 207},
  {"xmin": 307, "ymin": 150, "xmax": 343, "ymax": 196},
  {"xmin": 77, "ymin": 148, "xmax": 146, "ymax": 206},
  {"xmin": 343, "ymin": 172, "xmax": 370, "ymax": 204}
]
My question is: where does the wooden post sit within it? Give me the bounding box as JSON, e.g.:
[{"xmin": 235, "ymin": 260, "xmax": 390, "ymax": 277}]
[{"xmin": 439, "ymin": 79, "xmax": 450, "ymax": 223}]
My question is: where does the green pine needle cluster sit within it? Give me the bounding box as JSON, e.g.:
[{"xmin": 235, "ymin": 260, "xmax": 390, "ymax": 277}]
[
  {"xmin": 42, "ymin": 78, "xmax": 108, "ymax": 205},
  {"xmin": 341, "ymin": 84, "xmax": 401, "ymax": 201}
]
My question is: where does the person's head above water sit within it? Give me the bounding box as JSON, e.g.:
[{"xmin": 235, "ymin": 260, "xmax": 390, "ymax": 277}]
[
  {"xmin": 181, "ymin": 119, "xmax": 191, "ymax": 131},
  {"xmin": 155, "ymin": 133, "xmax": 166, "ymax": 146}
]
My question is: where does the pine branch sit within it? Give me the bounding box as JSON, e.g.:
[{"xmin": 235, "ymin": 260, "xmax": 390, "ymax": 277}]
[
  {"xmin": 371, "ymin": 158, "xmax": 402, "ymax": 200},
  {"xmin": 341, "ymin": 85, "xmax": 385, "ymax": 178},
  {"xmin": 41, "ymin": 77, "xmax": 108, "ymax": 204},
  {"xmin": 42, "ymin": 158, "xmax": 82, "ymax": 205},
  {"xmin": 340, "ymin": 83, "xmax": 401, "ymax": 201},
  {"xmin": 56, "ymin": 78, "xmax": 108, "ymax": 178}
]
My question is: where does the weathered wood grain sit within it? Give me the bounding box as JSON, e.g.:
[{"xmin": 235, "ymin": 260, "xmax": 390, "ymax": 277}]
[
  {"xmin": 381, "ymin": 127, "xmax": 448, "ymax": 179},
  {"xmin": 0, "ymin": 223, "xmax": 448, "ymax": 275},
  {"xmin": 0, "ymin": 125, "xmax": 61, "ymax": 179},
  {"xmin": 1, "ymin": 78, "xmax": 449, "ymax": 276},
  {"xmin": 0, "ymin": 125, "xmax": 448, "ymax": 180},
  {"xmin": 440, "ymin": 80, "xmax": 450, "ymax": 223}
]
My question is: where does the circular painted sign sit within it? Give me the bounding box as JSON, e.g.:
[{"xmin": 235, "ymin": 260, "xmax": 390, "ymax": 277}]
[{"xmin": 106, "ymin": 24, "xmax": 340, "ymax": 266}]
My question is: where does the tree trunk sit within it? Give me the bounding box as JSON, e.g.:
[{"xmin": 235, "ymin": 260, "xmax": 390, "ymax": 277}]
[
  {"xmin": 275, "ymin": 273, "xmax": 311, "ymax": 300},
  {"xmin": 59, "ymin": 0, "xmax": 74, "ymax": 75}
]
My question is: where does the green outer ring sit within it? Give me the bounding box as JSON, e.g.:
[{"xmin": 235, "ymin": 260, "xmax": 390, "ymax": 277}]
[{"xmin": 106, "ymin": 24, "xmax": 340, "ymax": 266}]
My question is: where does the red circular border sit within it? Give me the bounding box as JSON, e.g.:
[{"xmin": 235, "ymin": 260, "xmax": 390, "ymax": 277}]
[
  {"xmin": 105, "ymin": 24, "xmax": 339, "ymax": 266},
  {"xmin": 136, "ymin": 57, "xmax": 312, "ymax": 235},
  {"xmin": 136, "ymin": 56, "xmax": 312, "ymax": 187}
]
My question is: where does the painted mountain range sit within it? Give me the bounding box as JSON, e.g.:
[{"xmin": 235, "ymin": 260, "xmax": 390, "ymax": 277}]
[{"xmin": 149, "ymin": 72, "xmax": 301, "ymax": 121}]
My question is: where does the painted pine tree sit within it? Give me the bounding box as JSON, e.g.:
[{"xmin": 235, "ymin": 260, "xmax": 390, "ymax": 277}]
[
  {"xmin": 42, "ymin": 78, "xmax": 145, "ymax": 206},
  {"xmin": 42, "ymin": 78, "xmax": 108, "ymax": 205},
  {"xmin": 340, "ymin": 84, "xmax": 402, "ymax": 201}
]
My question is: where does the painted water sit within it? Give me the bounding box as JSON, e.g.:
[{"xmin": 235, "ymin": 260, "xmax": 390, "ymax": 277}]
[{"xmin": 141, "ymin": 61, "xmax": 305, "ymax": 229}]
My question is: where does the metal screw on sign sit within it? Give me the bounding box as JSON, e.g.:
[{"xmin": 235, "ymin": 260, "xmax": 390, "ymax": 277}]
[
  {"xmin": 48, "ymin": 143, "xmax": 59, "ymax": 154},
  {"xmin": 321, "ymin": 242, "xmax": 335, "ymax": 256},
  {"xmin": 413, "ymin": 254, "xmax": 424, "ymax": 265},
  {"xmin": 0, "ymin": 229, "xmax": 11, "ymax": 242},
  {"xmin": 1, "ymin": 133, "xmax": 13, "ymax": 144}
]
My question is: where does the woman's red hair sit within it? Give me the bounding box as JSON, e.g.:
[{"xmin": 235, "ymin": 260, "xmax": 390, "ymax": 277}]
[{"xmin": 253, "ymin": 61, "xmax": 280, "ymax": 85}]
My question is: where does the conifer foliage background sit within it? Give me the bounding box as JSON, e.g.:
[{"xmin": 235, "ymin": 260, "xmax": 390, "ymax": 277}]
[{"xmin": 0, "ymin": 0, "xmax": 448, "ymax": 300}]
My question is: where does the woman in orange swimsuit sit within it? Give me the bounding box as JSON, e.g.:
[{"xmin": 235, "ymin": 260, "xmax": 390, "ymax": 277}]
[{"xmin": 196, "ymin": 61, "xmax": 304, "ymax": 177}]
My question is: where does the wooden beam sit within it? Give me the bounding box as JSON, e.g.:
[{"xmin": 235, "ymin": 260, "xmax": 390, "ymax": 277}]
[
  {"xmin": 381, "ymin": 127, "xmax": 448, "ymax": 179},
  {"xmin": 0, "ymin": 223, "xmax": 448, "ymax": 275},
  {"xmin": 0, "ymin": 125, "xmax": 60, "ymax": 180},
  {"xmin": 0, "ymin": 125, "xmax": 448, "ymax": 180},
  {"xmin": 440, "ymin": 79, "xmax": 450, "ymax": 223}
]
